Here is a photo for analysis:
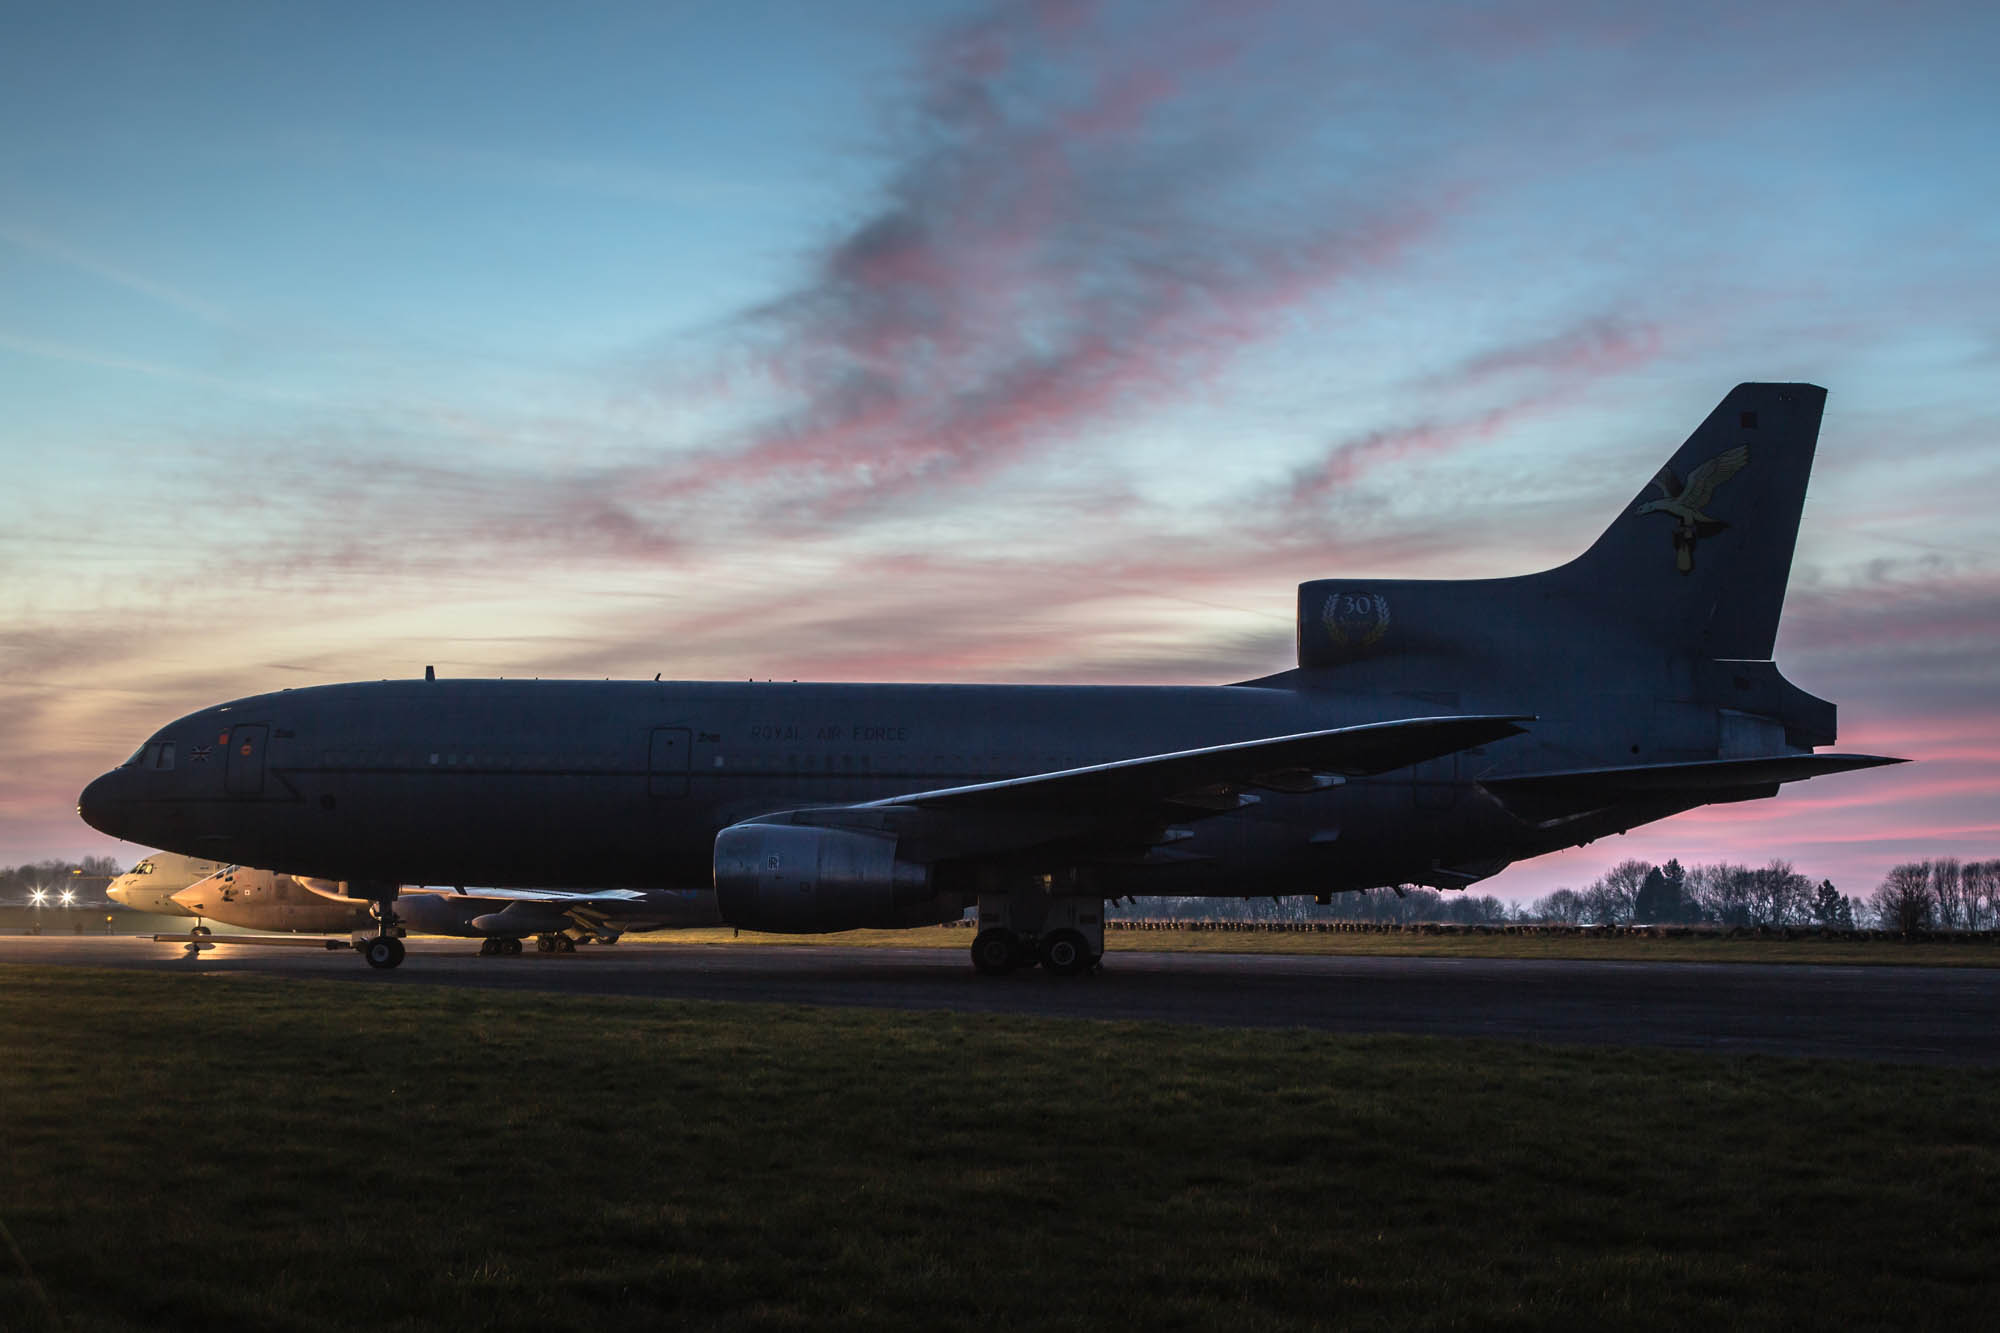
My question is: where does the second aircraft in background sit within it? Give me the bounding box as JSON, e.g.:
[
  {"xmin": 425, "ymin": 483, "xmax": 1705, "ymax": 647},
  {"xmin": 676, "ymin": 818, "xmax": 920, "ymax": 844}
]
[{"xmin": 169, "ymin": 865, "xmax": 721, "ymax": 955}]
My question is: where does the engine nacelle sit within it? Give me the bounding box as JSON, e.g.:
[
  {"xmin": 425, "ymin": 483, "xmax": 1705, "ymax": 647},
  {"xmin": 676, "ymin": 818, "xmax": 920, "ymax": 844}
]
[{"xmin": 713, "ymin": 822, "xmax": 935, "ymax": 933}]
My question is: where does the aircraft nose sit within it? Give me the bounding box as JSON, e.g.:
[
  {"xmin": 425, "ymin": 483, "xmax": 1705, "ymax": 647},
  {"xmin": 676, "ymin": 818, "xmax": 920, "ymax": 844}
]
[
  {"xmin": 106, "ymin": 885, "xmax": 130, "ymax": 907},
  {"xmin": 78, "ymin": 771, "xmax": 129, "ymax": 837}
]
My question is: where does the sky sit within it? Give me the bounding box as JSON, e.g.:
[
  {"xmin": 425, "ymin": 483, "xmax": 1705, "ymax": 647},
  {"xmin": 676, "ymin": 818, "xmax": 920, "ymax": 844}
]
[{"xmin": 4, "ymin": 0, "xmax": 1997, "ymax": 901}]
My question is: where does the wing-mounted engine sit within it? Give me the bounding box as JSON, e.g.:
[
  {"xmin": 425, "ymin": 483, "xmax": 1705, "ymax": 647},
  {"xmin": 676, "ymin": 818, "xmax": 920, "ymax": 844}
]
[{"xmin": 713, "ymin": 821, "xmax": 951, "ymax": 933}]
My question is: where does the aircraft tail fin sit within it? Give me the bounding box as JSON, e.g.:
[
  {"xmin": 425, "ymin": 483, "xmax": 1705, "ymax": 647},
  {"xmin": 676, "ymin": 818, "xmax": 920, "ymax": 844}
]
[
  {"xmin": 1291, "ymin": 383, "xmax": 1827, "ymax": 673},
  {"xmin": 1550, "ymin": 382, "xmax": 1826, "ymax": 660}
]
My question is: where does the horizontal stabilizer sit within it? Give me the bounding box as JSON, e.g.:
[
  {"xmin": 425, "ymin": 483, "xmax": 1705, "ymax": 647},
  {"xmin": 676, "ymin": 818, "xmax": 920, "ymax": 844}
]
[
  {"xmin": 1483, "ymin": 752, "xmax": 1904, "ymax": 823},
  {"xmin": 872, "ymin": 714, "xmax": 1532, "ymax": 816}
]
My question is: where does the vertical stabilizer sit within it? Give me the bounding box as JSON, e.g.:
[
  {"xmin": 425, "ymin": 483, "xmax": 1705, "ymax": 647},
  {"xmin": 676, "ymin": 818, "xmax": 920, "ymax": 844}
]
[{"xmin": 1552, "ymin": 382, "xmax": 1824, "ymax": 661}]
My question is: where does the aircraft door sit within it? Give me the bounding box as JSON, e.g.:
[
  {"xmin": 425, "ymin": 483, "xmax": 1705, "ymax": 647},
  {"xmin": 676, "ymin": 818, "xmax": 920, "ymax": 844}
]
[
  {"xmin": 224, "ymin": 724, "xmax": 269, "ymax": 796},
  {"xmin": 649, "ymin": 727, "xmax": 692, "ymax": 797}
]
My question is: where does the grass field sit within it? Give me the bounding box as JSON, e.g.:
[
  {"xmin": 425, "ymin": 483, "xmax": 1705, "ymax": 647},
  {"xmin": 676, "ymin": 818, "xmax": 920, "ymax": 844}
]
[
  {"xmin": 2, "ymin": 968, "xmax": 1996, "ymax": 1330},
  {"xmin": 661, "ymin": 924, "xmax": 2000, "ymax": 968}
]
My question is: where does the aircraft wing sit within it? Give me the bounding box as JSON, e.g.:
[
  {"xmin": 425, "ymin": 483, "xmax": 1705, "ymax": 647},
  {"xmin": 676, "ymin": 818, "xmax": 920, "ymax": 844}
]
[
  {"xmin": 1482, "ymin": 752, "xmax": 1905, "ymax": 826},
  {"xmin": 748, "ymin": 715, "xmax": 1529, "ymax": 868},
  {"xmin": 866, "ymin": 714, "xmax": 1532, "ymax": 816}
]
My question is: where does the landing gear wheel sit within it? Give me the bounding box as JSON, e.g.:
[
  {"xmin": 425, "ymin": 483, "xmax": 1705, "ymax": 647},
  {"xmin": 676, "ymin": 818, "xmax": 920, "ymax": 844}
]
[
  {"xmin": 479, "ymin": 937, "xmax": 499, "ymax": 956},
  {"xmin": 191, "ymin": 924, "xmax": 211, "ymax": 937},
  {"xmin": 501, "ymin": 937, "xmax": 523, "ymax": 956},
  {"xmin": 1039, "ymin": 929, "xmax": 1092, "ymax": 977},
  {"xmin": 971, "ymin": 928, "xmax": 1022, "ymax": 976},
  {"xmin": 536, "ymin": 934, "xmax": 557, "ymax": 954},
  {"xmin": 363, "ymin": 936, "xmax": 405, "ymax": 970},
  {"xmin": 558, "ymin": 936, "xmax": 577, "ymax": 954}
]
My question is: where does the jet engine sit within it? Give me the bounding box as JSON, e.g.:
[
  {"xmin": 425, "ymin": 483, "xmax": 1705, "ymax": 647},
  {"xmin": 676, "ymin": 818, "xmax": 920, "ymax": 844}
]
[{"xmin": 713, "ymin": 822, "xmax": 938, "ymax": 933}]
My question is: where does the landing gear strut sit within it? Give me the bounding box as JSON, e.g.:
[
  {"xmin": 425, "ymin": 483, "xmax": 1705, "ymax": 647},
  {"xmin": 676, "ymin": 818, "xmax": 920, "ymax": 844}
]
[{"xmin": 347, "ymin": 881, "xmax": 405, "ymax": 970}]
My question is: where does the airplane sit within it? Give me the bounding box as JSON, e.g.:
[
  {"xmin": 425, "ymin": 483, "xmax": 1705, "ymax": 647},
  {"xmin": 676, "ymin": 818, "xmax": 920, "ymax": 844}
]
[
  {"xmin": 78, "ymin": 384, "xmax": 1903, "ymax": 973},
  {"xmin": 106, "ymin": 852, "xmax": 229, "ymax": 916},
  {"xmin": 166, "ymin": 866, "xmax": 723, "ymax": 955}
]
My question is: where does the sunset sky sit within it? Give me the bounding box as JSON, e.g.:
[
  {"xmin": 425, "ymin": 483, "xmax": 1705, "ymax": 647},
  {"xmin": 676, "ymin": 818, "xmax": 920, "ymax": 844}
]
[{"xmin": 4, "ymin": 0, "xmax": 1996, "ymax": 901}]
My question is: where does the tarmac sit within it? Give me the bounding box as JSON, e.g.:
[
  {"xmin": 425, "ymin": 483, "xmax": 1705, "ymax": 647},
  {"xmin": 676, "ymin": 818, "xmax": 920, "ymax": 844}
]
[{"xmin": 6, "ymin": 932, "xmax": 1999, "ymax": 1064}]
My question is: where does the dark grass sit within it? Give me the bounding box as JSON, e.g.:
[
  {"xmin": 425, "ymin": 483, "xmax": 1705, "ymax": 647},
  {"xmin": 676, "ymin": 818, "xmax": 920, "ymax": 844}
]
[{"xmin": 2, "ymin": 967, "xmax": 1996, "ymax": 1331}]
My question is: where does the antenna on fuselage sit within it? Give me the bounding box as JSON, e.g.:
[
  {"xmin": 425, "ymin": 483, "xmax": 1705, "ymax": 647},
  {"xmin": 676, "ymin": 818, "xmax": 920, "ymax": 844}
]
[{"xmin": 425, "ymin": 665, "xmax": 435, "ymax": 681}]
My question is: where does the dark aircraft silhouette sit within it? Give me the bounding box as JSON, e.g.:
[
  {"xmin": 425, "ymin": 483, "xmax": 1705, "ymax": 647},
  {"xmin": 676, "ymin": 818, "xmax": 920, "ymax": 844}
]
[{"xmin": 80, "ymin": 384, "xmax": 1900, "ymax": 971}]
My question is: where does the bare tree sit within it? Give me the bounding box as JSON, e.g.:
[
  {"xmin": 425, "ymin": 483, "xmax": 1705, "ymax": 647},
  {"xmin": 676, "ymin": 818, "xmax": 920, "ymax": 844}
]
[
  {"xmin": 1745, "ymin": 861, "xmax": 1813, "ymax": 927},
  {"xmin": 1688, "ymin": 863, "xmax": 1755, "ymax": 926},
  {"xmin": 1869, "ymin": 863, "xmax": 1935, "ymax": 935},
  {"xmin": 1583, "ymin": 859, "xmax": 1649, "ymax": 925},
  {"xmin": 1966, "ymin": 860, "xmax": 2000, "ymax": 932},
  {"xmin": 1929, "ymin": 859, "xmax": 1970, "ymax": 931},
  {"xmin": 1531, "ymin": 888, "xmax": 1587, "ymax": 924}
]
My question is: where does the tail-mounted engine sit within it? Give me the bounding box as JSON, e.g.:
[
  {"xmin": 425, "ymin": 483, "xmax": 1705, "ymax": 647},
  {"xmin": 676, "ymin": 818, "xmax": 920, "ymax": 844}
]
[{"xmin": 713, "ymin": 821, "xmax": 939, "ymax": 933}]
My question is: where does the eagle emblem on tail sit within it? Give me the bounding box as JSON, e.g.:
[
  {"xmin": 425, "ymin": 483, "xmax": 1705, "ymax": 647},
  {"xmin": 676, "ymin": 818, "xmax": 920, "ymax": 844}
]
[{"xmin": 1635, "ymin": 444, "xmax": 1749, "ymax": 573}]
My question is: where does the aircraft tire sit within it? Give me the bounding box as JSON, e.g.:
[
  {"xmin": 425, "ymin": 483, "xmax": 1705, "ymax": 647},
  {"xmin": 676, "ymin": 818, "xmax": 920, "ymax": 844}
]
[
  {"xmin": 536, "ymin": 934, "xmax": 556, "ymax": 953},
  {"xmin": 1039, "ymin": 930, "xmax": 1092, "ymax": 977},
  {"xmin": 970, "ymin": 928, "xmax": 1021, "ymax": 976},
  {"xmin": 190, "ymin": 925, "xmax": 211, "ymax": 937},
  {"xmin": 502, "ymin": 937, "xmax": 523, "ymax": 956},
  {"xmin": 363, "ymin": 936, "xmax": 405, "ymax": 970}
]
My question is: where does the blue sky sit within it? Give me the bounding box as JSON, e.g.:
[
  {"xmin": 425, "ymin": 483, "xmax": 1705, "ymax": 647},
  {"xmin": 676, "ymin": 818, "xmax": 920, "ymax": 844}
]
[{"xmin": 4, "ymin": 0, "xmax": 1998, "ymax": 899}]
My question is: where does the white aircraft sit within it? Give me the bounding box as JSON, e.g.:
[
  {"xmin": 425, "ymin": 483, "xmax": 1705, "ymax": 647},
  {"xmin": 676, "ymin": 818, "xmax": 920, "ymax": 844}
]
[
  {"xmin": 168, "ymin": 866, "xmax": 721, "ymax": 957},
  {"xmin": 106, "ymin": 852, "xmax": 229, "ymax": 915}
]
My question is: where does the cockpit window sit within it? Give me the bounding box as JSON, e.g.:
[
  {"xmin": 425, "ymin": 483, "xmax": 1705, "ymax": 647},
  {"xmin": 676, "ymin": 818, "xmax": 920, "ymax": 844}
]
[
  {"xmin": 134, "ymin": 860, "xmax": 155, "ymax": 875},
  {"xmin": 123, "ymin": 742, "xmax": 176, "ymax": 770}
]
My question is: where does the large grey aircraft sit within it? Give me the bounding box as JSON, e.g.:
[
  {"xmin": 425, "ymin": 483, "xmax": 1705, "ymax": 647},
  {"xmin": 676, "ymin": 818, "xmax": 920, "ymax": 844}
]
[{"xmin": 79, "ymin": 384, "xmax": 1900, "ymax": 972}]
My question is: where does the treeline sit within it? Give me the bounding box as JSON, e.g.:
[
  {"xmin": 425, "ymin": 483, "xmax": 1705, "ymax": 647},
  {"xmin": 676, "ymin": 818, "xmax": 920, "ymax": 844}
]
[
  {"xmin": 1, "ymin": 857, "xmax": 124, "ymax": 897},
  {"xmin": 1113, "ymin": 890, "xmax": 1516, "ymax": 926},
  {"xmin": 1528, "ymin": 858, "xmax": 2000, "ymax": 932},
  {"xmin": 1525, "ymin": 860, "xmax": 1860, "ymax": 928},
  {"xmin": 1113, "ymin": 857, "xmax": 2000, "ymax": 932}
]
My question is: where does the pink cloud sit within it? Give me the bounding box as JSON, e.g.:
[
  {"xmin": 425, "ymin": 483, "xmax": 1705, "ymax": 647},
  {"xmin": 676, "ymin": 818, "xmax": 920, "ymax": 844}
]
[
  {"xmin": 1287, "ymin": 317, "xmax": 1667, "ymax": 501},
  {"xmin": 648, "ymin": 2, "xmax": 1450, "ymax": 516}
]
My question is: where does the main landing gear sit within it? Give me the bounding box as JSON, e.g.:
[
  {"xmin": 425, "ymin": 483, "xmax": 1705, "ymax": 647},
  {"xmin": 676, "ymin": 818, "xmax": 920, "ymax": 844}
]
[
  {"xmin": 350, "ymin": 882, "xmax": 406, "ymax": 969},
  {"xmin": 362, "ymin": 935, "xmax": 405, "ymax": 969},
  {"xmin": 969, "ymin": 927, "xmax": 1099, "ymax": 976},
  {"xmin": 971, "ymin": 891, "xmax": 1104, "ymax": 977},
  {"xmin": 535, "ymin": 933, "xmax": 577, "ymax": 954},
  {"xmin": 478, "ymin": 936, "xmax": 525, "ymax": 956}
]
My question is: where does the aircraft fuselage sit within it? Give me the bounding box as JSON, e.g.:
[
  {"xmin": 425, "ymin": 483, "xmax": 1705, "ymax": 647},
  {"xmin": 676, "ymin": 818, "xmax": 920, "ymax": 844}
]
[{"xmin": 80, "ymin": 678, "xmax": 1554, "ymax": 896}]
